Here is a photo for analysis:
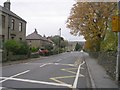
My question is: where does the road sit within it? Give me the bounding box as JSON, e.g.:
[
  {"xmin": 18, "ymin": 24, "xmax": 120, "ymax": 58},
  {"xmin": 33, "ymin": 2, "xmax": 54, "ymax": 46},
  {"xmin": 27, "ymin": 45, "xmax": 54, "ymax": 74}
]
[{"xmin": 1, "ymin": 52, "xmax": 92, "ymax": 89}]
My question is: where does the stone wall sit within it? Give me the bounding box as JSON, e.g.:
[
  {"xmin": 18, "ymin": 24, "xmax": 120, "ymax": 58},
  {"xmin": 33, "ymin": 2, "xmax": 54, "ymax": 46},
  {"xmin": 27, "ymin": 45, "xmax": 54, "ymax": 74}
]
[
  {"xmin": 89, "ymin": 51, "xmax": 117, "ymax": 80},
  {"xmin": 97, "ymin": 52, "xmax": 117, "ymax": 80}
]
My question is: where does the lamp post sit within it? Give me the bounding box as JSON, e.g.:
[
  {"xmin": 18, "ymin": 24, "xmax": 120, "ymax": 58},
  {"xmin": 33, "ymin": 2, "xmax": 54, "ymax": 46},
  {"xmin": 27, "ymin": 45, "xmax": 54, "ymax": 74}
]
[
  {"xmin": 58, "ymin": 28, "xmax": 61, "ymax": 54},
  {"xmin": 116, "ymin": 0, "xmax": 120, "ymax": 82}
]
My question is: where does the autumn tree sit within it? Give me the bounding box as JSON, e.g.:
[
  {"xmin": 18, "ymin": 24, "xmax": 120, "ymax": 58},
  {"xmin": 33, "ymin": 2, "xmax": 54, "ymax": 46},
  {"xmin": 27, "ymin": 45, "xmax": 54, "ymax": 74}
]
[
  {"xmin": 66, "ymin": 2, "xmax": 117, "ymax": 51},
  {"xmin": 101, "ymin": 30, "xmax": 118, "ymax": 52}
]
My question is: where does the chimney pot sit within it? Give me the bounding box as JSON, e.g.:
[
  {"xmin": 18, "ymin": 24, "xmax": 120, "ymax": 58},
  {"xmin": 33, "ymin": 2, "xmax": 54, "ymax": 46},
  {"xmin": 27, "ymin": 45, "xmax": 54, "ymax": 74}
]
[{"xmin": 4, "ymin": 0, "xmax": 11, "ymax": 10}]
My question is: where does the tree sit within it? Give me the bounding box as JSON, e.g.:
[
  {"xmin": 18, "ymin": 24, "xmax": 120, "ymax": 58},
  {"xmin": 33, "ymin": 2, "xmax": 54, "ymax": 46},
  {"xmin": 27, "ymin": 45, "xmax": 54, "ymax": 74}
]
[
  {"xmin": 51, "ymin": 35, "xmax": 64, "ymax": 47},
  {"xmin": 75, "ymin": 43, "xmax": 82, "ymax": 51},
  {"xmin": 44, "ymin": 43, "xmax": 53, "ymax": 51},
  {"xmin": 100, "ymin": 30, "xmax": 118, "ymax": 52},
  {"xmin": 60, "ymin": 40, "xmax": 68, "ymax": 49},
  {"xmin": 66, "ymin": 2, "xmax": 117, "ymax": 51}
]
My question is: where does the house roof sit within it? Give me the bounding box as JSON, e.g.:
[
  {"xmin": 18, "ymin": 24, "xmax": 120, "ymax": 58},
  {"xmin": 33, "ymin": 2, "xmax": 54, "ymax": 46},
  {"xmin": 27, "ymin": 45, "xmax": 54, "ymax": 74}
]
[
  {"xmin": 26, "ymin": 29, "xmax": 51, "ymax": 42},
  {"xmin": 0, "ymin": 5, "xmax": 26, "ymax": 22}
]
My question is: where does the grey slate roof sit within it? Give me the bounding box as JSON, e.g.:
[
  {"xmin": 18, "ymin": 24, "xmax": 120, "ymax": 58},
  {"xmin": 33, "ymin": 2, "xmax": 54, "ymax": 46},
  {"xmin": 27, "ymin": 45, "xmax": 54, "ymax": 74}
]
[
  {"xmin": 0, "ymin": 5, "xmax": 26, "ymax": 22},
  {"xmin": 26, "ymin": 30, "xmax": 50, "ymax": 42}
]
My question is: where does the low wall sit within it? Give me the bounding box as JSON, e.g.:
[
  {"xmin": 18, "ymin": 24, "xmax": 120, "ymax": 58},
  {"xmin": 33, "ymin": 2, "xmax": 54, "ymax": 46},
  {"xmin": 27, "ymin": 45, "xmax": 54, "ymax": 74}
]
[
  {"xmin": 89, "ymin": 51, "xmax": 117, "ymax": 80},
  {"xmin": 98, "ymin": 52, "xmax": 117, "ymax": 80},
  {"xmin": 2, "ymin": 51, "xmax": 28, "ymax": 62}
]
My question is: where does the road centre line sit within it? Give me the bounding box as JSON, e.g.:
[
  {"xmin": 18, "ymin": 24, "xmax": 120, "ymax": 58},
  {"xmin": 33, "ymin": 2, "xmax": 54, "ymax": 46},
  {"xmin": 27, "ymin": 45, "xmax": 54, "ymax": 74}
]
[
  {"xmin": 73, "ymin": 61, "xmax": 85, "ymax": 88},
  {"xmin": 0, "ymin": 76, "xmax": 72, "ymax": 88},
  {"xmin": 44, "ymin": 63, "xmax": 75, "ymax": 67},
  {"xmin": 24, "ymin": 62, "xmax": 75, "ymax": 67},
  {"xmin": 57, "ymin": 59, "xmax": 62, "ymax": 62},
  {"xmin": 40, "ymin": 63, "xmax": 48, "ymax": 68},
  {"xmin": 0, "ymin": 70, "xmax": 30, "ymax": 83},
  {"xmin": 55, "ymin": 63, "xmax": 75, "ymax": 67}
]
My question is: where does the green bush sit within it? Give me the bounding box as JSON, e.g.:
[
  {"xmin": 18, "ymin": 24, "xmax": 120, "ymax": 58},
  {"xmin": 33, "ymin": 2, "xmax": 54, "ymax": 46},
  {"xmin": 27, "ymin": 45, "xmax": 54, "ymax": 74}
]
[
  {"xmin": 4, "ymin": 40, "xmax": 20, "ymax": 53},
  {"xmin": 31, "ymin": 47, "xmax": 39, "ymax": 52},
  {"xmin": 16, "ymin": 41, "xmax": 29, "ymax": 55},
  {"xmin": 4, "ymin": 40, "xmax": 30, "ymax": 55}
]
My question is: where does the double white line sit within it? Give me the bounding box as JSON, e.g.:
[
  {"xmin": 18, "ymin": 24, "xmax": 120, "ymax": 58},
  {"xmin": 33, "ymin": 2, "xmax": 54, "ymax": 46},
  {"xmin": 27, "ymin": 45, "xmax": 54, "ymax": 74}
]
[{"xmin": 73, "ymin": 61, "xmax": 85, "ymax": 88}]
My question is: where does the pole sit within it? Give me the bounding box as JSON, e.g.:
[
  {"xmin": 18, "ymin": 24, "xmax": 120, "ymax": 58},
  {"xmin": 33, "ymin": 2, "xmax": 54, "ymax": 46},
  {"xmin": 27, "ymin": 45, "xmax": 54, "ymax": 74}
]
[
  {"xmin": 116, "ymin": 0, "xmax": 120, "ymax": 82},
  {"xmin": 58, "ymin": 28, "xmax": 61, "ymax": 54}
]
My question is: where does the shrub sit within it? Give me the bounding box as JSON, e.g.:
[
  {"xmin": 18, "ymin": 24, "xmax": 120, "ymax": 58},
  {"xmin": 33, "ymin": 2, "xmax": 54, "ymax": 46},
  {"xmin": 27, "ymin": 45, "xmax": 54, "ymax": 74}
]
[
  {"xmin": 4, "ymin": 40, "xmax": 20, "ymax": 53},
  {"xmin": 4, "ymin": 40, "xmax": 30, "ymax": 55},
  {"xmin": 31, "ymin": 47, "xmax": 39, "ymax": 52}
]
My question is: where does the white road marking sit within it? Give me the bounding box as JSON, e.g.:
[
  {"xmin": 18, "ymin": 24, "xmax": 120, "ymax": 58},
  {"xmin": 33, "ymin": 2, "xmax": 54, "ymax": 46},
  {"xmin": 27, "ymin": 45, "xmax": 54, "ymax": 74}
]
[
  {"xmin": 55, "ymin": 63, "xmax": 59, "ymax": 65},
  {"xmin": 40, "ymin": 63, "xmax": 51, "ymax": 67},
  {"xmin": 0, "ymin": 86, "xmax": 5, "ymax": 89},
  {"xmin": 73, "ymin": 61, "xmax": 85, "ymax": 88},
  {"xmin": 53, "ymin": 63, "xmax": 75, "ymax": 67},
  {"xmin": 24, "ymin": 62, "xmax": 75, "ymax": 67},
  {"xmin": 25, "ymin": 63, "xmax": 28, "ymax": 64},
  {"xmin": 57, "ymin": 59, "xmax": 62, "ymax": 62},
  {"xmin": 40, "ymin": 63, "xmax": 48, "ymax": 68},
  {"xmin": 0, "ymin": 77, "xmax": 72, "ymax": 87},
  {"xmin": 0, "ymin": 70, "xmax": 30, "ymax": 83}
]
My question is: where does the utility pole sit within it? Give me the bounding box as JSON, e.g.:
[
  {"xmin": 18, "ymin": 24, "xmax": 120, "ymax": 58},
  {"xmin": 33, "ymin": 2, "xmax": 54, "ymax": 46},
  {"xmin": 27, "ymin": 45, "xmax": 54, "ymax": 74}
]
[{"xmin": 116, "ymin": 0, "xmax": 120, "ymax": 82}]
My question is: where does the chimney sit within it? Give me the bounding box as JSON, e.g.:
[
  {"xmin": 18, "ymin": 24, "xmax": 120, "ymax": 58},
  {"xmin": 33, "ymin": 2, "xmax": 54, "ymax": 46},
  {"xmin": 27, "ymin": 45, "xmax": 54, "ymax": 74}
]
[
  {"xmin": 4, "ymin": 0, "xmax": 11, "ymax": 10},
  {"xmin": 34, "ymin": 28, "xmax": 38, "ymax": 34}
]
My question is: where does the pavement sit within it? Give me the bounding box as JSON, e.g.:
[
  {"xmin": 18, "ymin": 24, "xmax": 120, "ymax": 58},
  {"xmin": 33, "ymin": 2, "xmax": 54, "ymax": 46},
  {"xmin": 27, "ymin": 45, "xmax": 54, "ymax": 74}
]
[{"xmin": 84, "ymin": 52, "xmax": 119, "ymax": 88}]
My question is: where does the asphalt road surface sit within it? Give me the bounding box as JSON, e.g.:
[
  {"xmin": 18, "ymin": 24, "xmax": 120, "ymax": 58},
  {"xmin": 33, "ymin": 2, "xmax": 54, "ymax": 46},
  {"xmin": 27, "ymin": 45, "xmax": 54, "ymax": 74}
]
[{"xmin": 1, "ymin": 51, "xmax": 92, "ymax": 89}]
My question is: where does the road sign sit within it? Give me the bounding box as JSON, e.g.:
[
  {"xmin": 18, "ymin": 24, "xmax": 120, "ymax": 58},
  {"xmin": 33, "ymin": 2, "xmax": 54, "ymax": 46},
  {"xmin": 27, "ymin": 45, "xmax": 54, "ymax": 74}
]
[{"xmin": 112, "ymin": 16, "xmax": 120, "ymax": 32}]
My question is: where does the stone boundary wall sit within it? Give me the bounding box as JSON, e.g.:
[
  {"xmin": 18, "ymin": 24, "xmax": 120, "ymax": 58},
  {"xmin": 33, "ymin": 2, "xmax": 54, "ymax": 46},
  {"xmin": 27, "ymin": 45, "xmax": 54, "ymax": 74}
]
[{"xmin": 89, "ymin": 52, "xmax": 117, "ymax": 80}]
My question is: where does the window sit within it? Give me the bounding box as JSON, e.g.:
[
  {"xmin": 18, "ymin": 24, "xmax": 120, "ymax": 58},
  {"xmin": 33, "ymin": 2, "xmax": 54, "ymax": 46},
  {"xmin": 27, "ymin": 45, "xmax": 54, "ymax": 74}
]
[
  {"xmin": 19, "ymin": 38, "xmax": 22, "ymax": 40},
  {"xmin": 2, "ymin": 15, "xmax": 5, "ymax": 29},
  {"xmin": 2, "ymin": 35, "xmax": 5, "ymax": 43},
  {"xmin": 0, "ymin": 35, "xmax": 5, "ymax": 49},
  {"xmin": 11, "ymin": 37, "xmax": 14, "ymax": 39},
  {"xmin": 11, "ymin": 19, "xmax": 15, "ymax": 30},
  {"xmin": 19, "ymin": 22, "xmax": 22, "ymax": 32}
]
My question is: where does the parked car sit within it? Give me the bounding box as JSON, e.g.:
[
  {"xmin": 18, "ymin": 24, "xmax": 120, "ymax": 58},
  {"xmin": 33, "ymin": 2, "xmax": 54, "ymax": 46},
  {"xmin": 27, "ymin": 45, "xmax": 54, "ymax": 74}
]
[{"xmin": 38, "ymin": 48, "xmax": 49, "ymax": 55}]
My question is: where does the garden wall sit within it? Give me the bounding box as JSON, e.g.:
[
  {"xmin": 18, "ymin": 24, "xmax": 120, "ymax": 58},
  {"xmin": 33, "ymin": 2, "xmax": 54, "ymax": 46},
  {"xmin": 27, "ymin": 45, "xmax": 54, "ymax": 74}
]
[{"xmin": 89, "ymin": 51, "xmax": 117, "ymax": 80}]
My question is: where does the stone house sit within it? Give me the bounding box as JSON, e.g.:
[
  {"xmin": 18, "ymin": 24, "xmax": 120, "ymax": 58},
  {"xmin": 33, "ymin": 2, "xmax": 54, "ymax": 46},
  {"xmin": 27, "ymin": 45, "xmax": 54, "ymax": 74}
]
[
  {"xmin": 26, "ymin": 29, "xmax": 53, "ymax": 49},
  {"xmin": 0, "ymin": 0, "xmax": 27, "ymax": 49}
]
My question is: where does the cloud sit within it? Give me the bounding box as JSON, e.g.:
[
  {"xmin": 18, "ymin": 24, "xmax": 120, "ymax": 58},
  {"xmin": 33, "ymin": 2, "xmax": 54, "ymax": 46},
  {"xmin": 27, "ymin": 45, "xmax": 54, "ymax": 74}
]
[{"xmin": 0, "ymin": 0, "xmax": 85, "ymax": 41}]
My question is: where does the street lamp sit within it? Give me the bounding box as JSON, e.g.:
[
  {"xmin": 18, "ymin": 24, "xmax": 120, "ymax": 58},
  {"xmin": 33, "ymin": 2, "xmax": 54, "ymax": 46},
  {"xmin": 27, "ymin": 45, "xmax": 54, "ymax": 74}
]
[
  {"xmin": 58, "ymin": 28, "xmax": 61, "ymax": 54},
  {"xmin": 116, "ymin": 0, "xmax": 120, "ymax": 82}
]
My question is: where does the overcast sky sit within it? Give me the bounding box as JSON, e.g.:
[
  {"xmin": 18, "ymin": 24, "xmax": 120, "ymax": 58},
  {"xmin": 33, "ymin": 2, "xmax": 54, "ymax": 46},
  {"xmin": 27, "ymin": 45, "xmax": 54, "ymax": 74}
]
[{"xmin": 0, "ymin": 0, "xmax": 86, "ymax": 41}]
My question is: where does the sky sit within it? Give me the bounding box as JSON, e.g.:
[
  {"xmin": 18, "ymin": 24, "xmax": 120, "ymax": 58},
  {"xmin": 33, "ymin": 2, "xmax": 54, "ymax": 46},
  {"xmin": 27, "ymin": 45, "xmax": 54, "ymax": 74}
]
[
  {"xmin": 76, "ymin": 0, "xmax": 117, "ymax": 2},
  {"xmin": 0, "ymin": 0, "xmax": 86, "ymax": 41}
]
